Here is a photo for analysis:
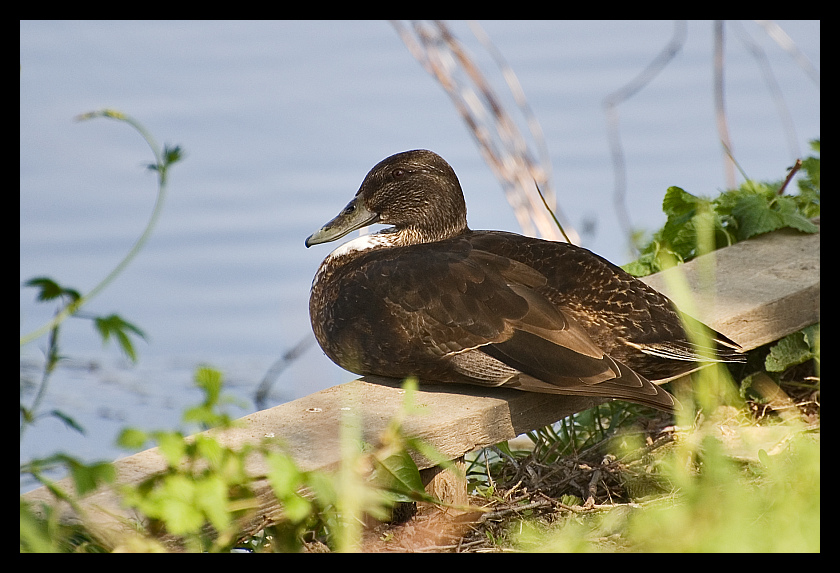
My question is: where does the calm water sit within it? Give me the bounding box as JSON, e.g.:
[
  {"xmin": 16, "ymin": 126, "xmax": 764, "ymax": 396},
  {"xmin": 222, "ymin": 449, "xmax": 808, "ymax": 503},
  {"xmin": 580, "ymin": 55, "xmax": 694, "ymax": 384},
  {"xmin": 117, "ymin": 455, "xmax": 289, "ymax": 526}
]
[{"xmin": 20, "ymin": 20, "xmax": 819, "ymax": 487}]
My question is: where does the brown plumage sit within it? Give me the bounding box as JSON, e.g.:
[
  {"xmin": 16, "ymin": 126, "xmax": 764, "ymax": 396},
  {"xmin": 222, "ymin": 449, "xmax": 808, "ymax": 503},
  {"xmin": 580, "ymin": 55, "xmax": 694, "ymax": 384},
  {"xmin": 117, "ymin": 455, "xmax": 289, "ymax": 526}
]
[{"xmin": 305, "ymin": 150, "xmax": 744, "ymax": 411}]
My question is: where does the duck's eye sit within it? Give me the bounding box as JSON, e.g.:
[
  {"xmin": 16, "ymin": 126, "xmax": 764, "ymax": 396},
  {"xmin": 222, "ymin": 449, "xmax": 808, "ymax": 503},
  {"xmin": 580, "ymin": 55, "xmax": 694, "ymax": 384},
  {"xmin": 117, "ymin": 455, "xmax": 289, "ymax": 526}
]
[{"xmin": 391, "ymin": 168, "xmax": 406, "ymax": 179}]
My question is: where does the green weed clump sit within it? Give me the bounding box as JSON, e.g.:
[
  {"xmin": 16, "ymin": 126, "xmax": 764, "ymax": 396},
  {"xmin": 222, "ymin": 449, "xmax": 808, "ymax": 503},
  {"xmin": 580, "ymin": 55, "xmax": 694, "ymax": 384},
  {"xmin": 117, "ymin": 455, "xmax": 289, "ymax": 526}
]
[
  {"xmin": 21, "ymin": 109, "xmax": 182, "ymax": 552},
  {"xmin": 514, "ymin": 416, "xmax": 819, "ymax": 552},
  {"xmin": 22, "ymin": 368, "xmax": 439, "ymax": 553},
  {"xmin": 623, "ymin": 139, "xmax": 819, "ymax": 278}
]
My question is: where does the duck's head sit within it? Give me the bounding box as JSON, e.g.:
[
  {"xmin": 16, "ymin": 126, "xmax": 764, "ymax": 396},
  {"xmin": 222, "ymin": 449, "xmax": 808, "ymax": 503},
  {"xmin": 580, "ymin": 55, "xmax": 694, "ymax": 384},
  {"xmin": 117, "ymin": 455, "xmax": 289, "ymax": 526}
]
[{"xmin": 305, "ymin": 150, "xmax": 469, "ymax": 248}]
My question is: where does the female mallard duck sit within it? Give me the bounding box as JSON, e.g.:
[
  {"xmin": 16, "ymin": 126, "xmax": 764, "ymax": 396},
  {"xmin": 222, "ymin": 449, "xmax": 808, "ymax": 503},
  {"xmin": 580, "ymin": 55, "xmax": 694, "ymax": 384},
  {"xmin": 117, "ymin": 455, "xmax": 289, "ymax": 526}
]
[{"xmin": 305, "ymin": 150, "xmax": 744, "ymax": 411}]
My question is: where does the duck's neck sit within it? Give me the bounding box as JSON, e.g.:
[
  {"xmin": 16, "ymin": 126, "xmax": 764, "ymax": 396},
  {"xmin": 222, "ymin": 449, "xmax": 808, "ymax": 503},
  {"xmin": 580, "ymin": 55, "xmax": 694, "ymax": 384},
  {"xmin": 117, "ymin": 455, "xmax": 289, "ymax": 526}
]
[
  {"xmin": 313, "ymin": 223, "xmax": 470, "ymax": 292},
  {"xmin": 387, "ymin": 222, "xmax": 469, "ymax": 246},
  {"xmin": 320, "ymin": 223, "xmax": 469, "ymax": 266}
]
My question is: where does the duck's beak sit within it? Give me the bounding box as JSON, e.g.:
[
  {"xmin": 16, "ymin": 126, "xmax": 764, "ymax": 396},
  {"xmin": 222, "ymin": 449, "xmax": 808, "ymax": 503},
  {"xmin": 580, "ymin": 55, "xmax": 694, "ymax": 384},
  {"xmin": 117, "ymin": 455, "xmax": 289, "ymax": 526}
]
[{"xmin": 305, "ymin": 196, "xmax": 380, "ymax": 247}]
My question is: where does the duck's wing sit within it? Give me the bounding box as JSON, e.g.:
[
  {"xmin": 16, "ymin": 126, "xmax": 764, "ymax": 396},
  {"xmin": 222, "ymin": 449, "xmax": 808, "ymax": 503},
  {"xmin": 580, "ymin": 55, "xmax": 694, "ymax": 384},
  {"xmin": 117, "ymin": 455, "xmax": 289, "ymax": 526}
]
[
  {"xmin": 469, "ymin": 231, "xmax": 744, "ymax": 381},
  {"xmin": 480, "ymin": 283, "xmax": 677, "ymax": 411},
  {"xmin": 369, "ymin": 240, "xmax": 676, "ymax": 411},
  {"xmin": 630, "ymin": 311, "xmax": 745, "ymax": 361}
]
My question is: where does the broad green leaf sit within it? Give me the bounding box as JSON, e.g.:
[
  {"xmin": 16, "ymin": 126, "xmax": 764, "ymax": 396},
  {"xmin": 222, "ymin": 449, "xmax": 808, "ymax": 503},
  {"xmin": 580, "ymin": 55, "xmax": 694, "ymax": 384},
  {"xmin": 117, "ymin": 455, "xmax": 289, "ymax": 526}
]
[
  {"xmin": 662, "ymin": 186, "xmax": 701, "ymax": 219},
  {"xmin": 732, "ymin": 194, "xmax": 784, "ymax": 240},
  {"xmin": 775, "ymin": 196, "xmax": 819, "ymax": 233},
  {"xmin": 765, "ymin": 331, "xmax": 813, "ymax": 372},
  {"xmin": 194, "ymin": 475, "xmax": 231, "ymax": 533},
  {"xmin": 372, "ymin": 449, "xmax": 433, "ymax": 503},
  {"xmin": 156, "ymin": 475, "xmax": 203, "ymax": 535}
]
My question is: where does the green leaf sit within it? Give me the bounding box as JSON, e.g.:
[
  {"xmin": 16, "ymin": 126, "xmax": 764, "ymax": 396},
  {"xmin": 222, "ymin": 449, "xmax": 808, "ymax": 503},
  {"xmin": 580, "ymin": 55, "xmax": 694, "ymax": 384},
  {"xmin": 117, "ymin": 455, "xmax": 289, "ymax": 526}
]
[
  {"xmin": 802, "ymin": 323, "xmax": 820, "ymax": 352},
  {"xmin": 117, "ymin": 427, "xmax": 149, "ymax": 450},
  {"xmin": 20, "ymin": 404, "xmax": 34, "ymax": 424},
  {"xmin": 163, "ymin": 144, "xmax": 184, "ymax": 166},
  {"xmin": 282, "ymin": 491, "xmax": 313, "ymax": 523},
  {"xmin": 194, "ymin": 366, "xmax": 223, "ymax": 405},
  {"xmin": 732, "ymin": 194, "xmax": 784, "ymax": 240},
  {"xmin": 93, "ymin": 314, "xmax": 146, "ymax": 362},
  {"xmin": 775, "ymin": 196, "xmax": 819, "ymax": 234},
  {"xmin": 265, "ymin": 450, "xmax": 314, "ymax": 522},
  {"xmin": 155, "ymin": 431, "xmax": 188, "ymax": 467},
  {"xmin": 266, "ymin": 451, "xmax": 303, "ymax": 498},
  {"xmin": 194, "ymin": 475, "xmax": 231, "ymax": 533},
  {"xmin": 156, "ymin": 475, "xmax": 204, "ymax": 535},
  {"xmin": 765, "ymin": 327, "xmax": 818, "ymax": 372},
  {"xmin": 47, "ymin": 409, "xmax": 85, "ymax": 435},
  {"xmin": 64, "ymin": 457, "xmax": 116, "ymax": 497},
  {"xmin": 303, "ymin": 470, "xmax": 338, "ymax": 510},
  {"xmin": 559, "ymin": 494, "xmax": 582, "ymax": 507},
  {"xmin": 24, "ymin": 277, "xmax": 81, "ymax": 303},
  {"xmin": 371, "ymin": 449, "xmax": 434, "ymax": 503},
  {"xmin": 182, "ymin": 405, "xmax": 231, "ymax": 429},
  {"xmin": 661, "ymin": 186, "xmax": 701, "ymax": 219},
  {"xmin": 655, "ymin": 187, "xmax": 726, "ymax": 263},
  {"xmin": 20, "ymin": 499, "xmax": 62, "ymax": 553},
  {"xmin": 729, "ymin": 186, "xmax": 818, "ymax": 241},
  {"xmin": 757, "ymin": 449, "xmax": 771, "ymax": 467},
  {"xmin": 621, "ymin": 257, "xmax": 654, "ymax": 277},
  {"xmin": 798, "ymin": 139, "xmax": 820, "ymax": 194},
  {"xmin": 190, "ymin": 435, "xmax": 221, "ymax": 468}
]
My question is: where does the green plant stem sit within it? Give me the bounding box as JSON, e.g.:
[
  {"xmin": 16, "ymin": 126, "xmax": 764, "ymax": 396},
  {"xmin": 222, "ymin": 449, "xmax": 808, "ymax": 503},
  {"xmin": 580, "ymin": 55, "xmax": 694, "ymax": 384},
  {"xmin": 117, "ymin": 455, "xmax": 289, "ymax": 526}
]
[
  {"xmin": 22, "ymin": 324, "xmax": 58, "ymax": 431},
  {"xmin": 20, "ymin": 110, "xmax": 170, "ymax": 347},
  {"xmin": 533, "ymin": 181, "xmax": 572, "ymax": 244}
]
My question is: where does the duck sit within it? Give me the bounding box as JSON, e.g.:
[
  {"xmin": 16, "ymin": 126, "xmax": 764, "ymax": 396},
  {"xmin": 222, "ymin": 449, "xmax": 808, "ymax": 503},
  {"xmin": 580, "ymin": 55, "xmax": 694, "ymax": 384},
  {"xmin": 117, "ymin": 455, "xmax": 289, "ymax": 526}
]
[{"xmin": 305, "ymin": 150, "xmax": 744, "ymax": 412}]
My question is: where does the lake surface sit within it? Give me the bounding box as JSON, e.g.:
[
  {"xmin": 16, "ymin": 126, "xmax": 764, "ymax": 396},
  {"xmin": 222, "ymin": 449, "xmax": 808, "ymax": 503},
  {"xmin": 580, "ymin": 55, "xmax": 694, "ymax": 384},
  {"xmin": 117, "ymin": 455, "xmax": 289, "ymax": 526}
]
[{"xmin": 20, "ymin": 20, "xmax": 819, "ymax": 489}]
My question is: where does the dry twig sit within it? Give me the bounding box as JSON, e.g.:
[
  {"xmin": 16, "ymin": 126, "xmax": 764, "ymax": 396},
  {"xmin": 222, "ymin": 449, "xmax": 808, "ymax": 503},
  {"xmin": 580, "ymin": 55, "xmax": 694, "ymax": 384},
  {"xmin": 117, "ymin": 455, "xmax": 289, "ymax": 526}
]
[{"xmin": 392, "ymin": 20, "xmax": 578, "ymax": 244}]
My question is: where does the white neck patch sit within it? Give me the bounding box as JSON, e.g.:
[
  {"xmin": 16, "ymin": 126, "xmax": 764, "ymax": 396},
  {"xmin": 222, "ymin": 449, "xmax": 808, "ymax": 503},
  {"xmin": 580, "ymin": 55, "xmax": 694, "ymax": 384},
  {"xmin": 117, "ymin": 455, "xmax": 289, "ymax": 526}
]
[
  {"xmin": 311, "ymin": 231, "xmax": 399, "ymax": 290},
  {"xmin": 325, "ymin": 231, "xmax": 398, "ymax": 262}
]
